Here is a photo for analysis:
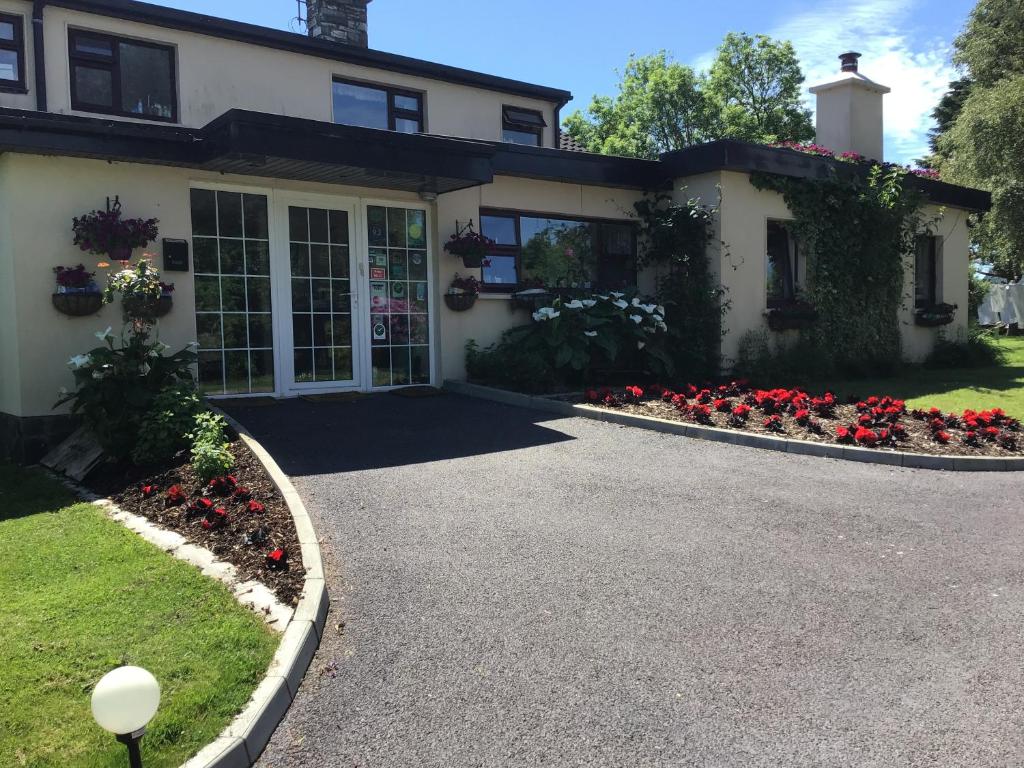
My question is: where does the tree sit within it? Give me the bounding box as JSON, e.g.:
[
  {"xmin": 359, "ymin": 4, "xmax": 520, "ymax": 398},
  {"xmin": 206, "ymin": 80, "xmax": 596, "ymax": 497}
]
[
  {"xmin": 706, "ymin": 33, "xmax": 814, "ymax": 144},
  {"xmin": 562, "ymin": 33, "xmax": 813, "ymax": 159},
  {"xmin": 562, "ymin": 52, "xmax": 720, "ymax": 159},
  {"xmin": 936, "ymin": 0, "xmax": 1024, "ymax": 278}
]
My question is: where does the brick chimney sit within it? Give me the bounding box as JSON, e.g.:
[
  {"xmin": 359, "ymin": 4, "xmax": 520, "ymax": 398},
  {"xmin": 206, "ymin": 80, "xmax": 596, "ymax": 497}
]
[
  {"xmin": 307, "ymin": 0, "xmax": 371, "ymax": 48},
  {"xmin": 808, "ymin": 52, "xmax": 891, "ymax": 161}
]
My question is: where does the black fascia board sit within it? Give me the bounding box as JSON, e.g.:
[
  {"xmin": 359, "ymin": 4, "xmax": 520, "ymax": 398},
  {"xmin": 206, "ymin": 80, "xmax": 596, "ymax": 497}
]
[
  {"xmin": 490, "ymin": 142, "xmax": 666, "ymax": 190},
  {"xmin": 202, "ymin": 110, "xmax": 496, "ymax": 184},
  {"xmin": 660, "ymin": 139, "xmax": 992, "ymax": 211},
  {"xmin": 48, "ymin": 0, "xmax": 573, "ymax": 105}
]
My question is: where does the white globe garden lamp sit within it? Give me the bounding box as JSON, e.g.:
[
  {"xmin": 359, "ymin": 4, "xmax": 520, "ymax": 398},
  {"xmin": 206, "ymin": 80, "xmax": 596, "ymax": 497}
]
[{"xmin": 91, "ymin": 666, "xmax": 161, "ymax": 768}]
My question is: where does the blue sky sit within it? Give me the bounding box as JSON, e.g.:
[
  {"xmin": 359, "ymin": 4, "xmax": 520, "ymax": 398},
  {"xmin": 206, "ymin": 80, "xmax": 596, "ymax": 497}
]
[{"xmin": 159, "ymin": 0, "xmax": 974, "ymax": 163}]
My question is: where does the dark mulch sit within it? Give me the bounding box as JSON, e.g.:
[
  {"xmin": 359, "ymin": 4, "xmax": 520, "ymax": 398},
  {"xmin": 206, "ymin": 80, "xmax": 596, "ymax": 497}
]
[
  {"xmin": 87, "ymin": 439, "xmax": 305, "ymax": 605},
  {"xmin": 578, "ymin": 392, "xmax": 1023, "ymax": 459}
]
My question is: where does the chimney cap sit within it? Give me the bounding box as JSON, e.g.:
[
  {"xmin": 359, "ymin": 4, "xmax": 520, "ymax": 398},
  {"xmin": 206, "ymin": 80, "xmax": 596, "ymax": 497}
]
[{"xmin": 839, "ymin": 51, "xmax": 862, "ymax": 73}]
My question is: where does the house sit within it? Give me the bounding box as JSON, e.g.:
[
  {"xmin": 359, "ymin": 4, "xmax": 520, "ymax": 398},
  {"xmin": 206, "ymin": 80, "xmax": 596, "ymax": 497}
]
[{"xmin": 0, "ymin": 0, "xmax": 990, "ymax": 461}]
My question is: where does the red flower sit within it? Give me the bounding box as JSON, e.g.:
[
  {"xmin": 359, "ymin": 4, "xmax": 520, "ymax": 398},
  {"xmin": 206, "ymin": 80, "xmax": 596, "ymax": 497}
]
[
  {"xmin": 266, "ymin": 548, "xmax": 287, "ymax": 570},
  {"xmin": 209, "ymin": 475, "xmax": 238, "ymax": 496},
  {"xmin": 763, "ymin": 414, "xmax": 784, "ymax": 433},
  {"xmin": 713, "ymin": 398, "xmax": 732, "ymax": 413},
  {"xmin": 165, "ymin": 485, "xmax": 187, "ymax": 505},
  {"xmin": 624, "ymin": 385, "xmax": 644, "ymax": 401},
  {"xmin": 934, "ymin": 431, "xmax": 951, "ymax": 444},
  {"xmin": 963, "ymin": 430, "xmax": 980, "ymax": 447},
  {"xmin": 232, "ymin": 486, "xmax": 252, "ymax": 501},
  {"xmin": 983, "ymin": 426, "xmax": 1000, "ymax": 440},
  {"xmin": 140, "ymin": 484, "xmax": 158, "ymax": 498},
  {"xmin": 731, "ymin": 404, "xmax": 751, "ymax": 419},
  {"xmin": 854, "ymin": 427, "xmax": 878, "ymax": 446},
  {"xmin": 584, "ymin": 388, "xmax": 599, "ymax": 403},
  {"xmin": 247, "ymin": 500, "xmax": 265, "ymax": 514},
  {"xmin": 201, "ymin": 508, "xmax": 229, "ymax": 530},
  {"xmin": 835, "ymin": 426, "xmax": 853, "ymax": 444},
  {"xmin": 187, "ymin": 497, "xmax": 214, "ymax": 517}
]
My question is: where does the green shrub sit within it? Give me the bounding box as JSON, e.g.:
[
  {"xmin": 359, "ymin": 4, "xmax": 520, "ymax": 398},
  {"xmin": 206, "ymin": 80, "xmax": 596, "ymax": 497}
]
[
  {"xmin": 732, "ymin": 330, "xmax": 824, "ymax": 384},
  {"xmin": 924, "ymin": 328, "xmax": 1005, "ymax": 369},
  {"xmin": 465, "ymin": 293, "xmax": 672, "ymax": 392},
  {"xmin": 189, "ymin": 412, "xmax": 234, "ymax": 482},
  {"xmin": 56, "ymin": 327, "xmax": 196, "ymax": 460},
  {"xmin": 131, "ymin": 384, "xmax": 202, "ymax": 466}
]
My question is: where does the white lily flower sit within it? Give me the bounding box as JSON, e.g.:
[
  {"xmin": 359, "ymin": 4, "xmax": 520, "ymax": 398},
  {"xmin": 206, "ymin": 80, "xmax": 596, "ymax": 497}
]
[
  {"xmin": 564, "ymin": 299, "xmax": 584, "ymax": 310},
  {"xmin": 641, "ymin": 303, "xmax": 657, "ymax": 314},
  {"xmin": 629, "ymin": 314, "xmax": 643, "ymax": 325},
  {"xmin": 149, "ymin": 341, "xmax": 171, "ymax": 357},
  {"xmin": 95, "ymin": 326, "xmax": 114, "ymax": 342},
  {"xmin": 610, "ymin": 291, "xmax": 625, "ymax": 299},
  {"xmin": 653, "ymin": 314, "xmax": 664, "ymax": 323},
  {"xmin": 186, "ymin": 341, "xmax": 199, "ymax": 351},
  {"xmin": 612, "ymin": 299, "xmax": 628, "ymax": 309},
  {"xmin": 656, "ymin": 305, "xmax": 665, "ymax": 315},
  {"xmin": 581, "ymin": 299, "xmax": 597, "ymax": 308},
  {"xmin": 597, "ymin": 294, "xmax": 610, "ymax": 301},
  {"xmin": 631, "ymin": 297, "xmax": 641, "ymax": 306},
  {"xmin": 584, "ymin": 330, "xmax": 598, "ymax": 337},
  {"xmin": 637, "ymin": 341, "xmax": 646, "ymax": 350},
  {"xmin": 68, "ymin": 354, "xmax": 92, "ymax": 369}
]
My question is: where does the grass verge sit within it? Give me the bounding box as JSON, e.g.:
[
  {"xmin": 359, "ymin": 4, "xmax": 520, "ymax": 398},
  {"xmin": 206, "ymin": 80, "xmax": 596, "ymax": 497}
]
[{"xmin": 0, "ymin": 465, "xmax": 278, "ymax": 768}]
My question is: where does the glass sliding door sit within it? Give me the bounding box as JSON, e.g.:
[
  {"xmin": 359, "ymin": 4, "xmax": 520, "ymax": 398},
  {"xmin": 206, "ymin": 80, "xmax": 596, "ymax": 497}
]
[
  {"xmin": 190, "ymin": 188, "xmax": 274, "ymax": 395},
  {"xmin": 365, "ymin": 205, "xmax": 430, "ymax": 387},
  {"xmin": 284, "ymin": 201, "xmax": 358, "ymax": 388}
]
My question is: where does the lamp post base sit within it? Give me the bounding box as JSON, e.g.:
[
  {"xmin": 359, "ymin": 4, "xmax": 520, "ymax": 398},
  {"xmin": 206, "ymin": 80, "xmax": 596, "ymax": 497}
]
[{"xmin": 116, "ymin": 728, "xmax": 146, "ymax": 768}]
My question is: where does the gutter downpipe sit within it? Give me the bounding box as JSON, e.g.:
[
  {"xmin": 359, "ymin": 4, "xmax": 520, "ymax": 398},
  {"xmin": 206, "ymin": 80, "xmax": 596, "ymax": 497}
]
[
  {"xmin": 32, "ymin": 0, "xmax": 47, "ymax": 111},
  {"xmin": 554, "ymin": 95, "xmax": 570, "ymax": 150}
]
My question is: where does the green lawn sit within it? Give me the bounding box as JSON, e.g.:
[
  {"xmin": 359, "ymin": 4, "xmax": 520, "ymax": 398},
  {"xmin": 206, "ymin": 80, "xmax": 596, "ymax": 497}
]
[
  {"xmin": 0, "ymin": 465, "xmax": 279, "ymax": 768},
  {"xmin": 809, "ymin": 335, "xmax": 1024, "ymax": 418}
]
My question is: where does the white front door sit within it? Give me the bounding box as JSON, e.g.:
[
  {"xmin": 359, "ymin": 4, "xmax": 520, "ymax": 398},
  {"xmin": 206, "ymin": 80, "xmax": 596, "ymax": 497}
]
[{"xmin": 273, "ymin": 194, "xmax": 361, "ymax": 392}]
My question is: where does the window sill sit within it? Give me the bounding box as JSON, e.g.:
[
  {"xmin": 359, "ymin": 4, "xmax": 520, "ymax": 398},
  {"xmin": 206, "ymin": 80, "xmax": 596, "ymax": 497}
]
[
  {"xmin": 478, "ymin": 292, "xmax": 513, "ymax": 300},
  {"xmin": 0, "ymin": 84, "xmax": 28, "ymax": 94}
]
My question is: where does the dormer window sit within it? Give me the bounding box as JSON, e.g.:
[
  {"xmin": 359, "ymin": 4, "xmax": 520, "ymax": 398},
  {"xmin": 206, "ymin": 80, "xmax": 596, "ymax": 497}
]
[
  {"xmin": 502, "ymin": 106, "xmax": 545, "ymax": 146},
  {"xmin": 0, "ymin": 13, "xmax": 26, "ymax": 92},
  {"xmin": 68, "ymin": 30, "xmax": 177, "ymax": 121},
  {"xmin": 332, "ymin": 78, "xmax": 423, "ymax": 133}
]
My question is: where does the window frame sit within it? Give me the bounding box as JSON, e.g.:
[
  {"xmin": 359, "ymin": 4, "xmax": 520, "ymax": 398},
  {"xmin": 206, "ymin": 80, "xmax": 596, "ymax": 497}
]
[
  {"xmin": 502, "ymin": 105, "xmax": 546, "ymax": 147},
  {"xmin": 766, "ymin": 219, "xmax": 800, "ymax": 308},
  {"xmin": 332, "ymin": 77, "xmax": 425, "ymax": 133},
  {"xmin": 67, "ymin": 28, "xmax": 178, "ymax": 122},
  {"xmin": 0, "ymin": 12, "xmax": 26, "ymax": 93},
  {"xmin": 915, "ymin": 235, "xmax": 939, "ymax": 308},
  {"xmin": 478, "ymin": 207, "xmax": 638, "ymax": 293}
]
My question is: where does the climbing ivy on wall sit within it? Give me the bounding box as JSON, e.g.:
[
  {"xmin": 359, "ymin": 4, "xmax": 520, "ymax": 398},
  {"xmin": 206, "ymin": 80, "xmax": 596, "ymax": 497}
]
[
  {"xmin": 750, "ymin": 164, "xmax": 928, "ymax": 376},
  {"xmin": 634, "ymin": 191, "xmax": 727, "ymax": 379}
]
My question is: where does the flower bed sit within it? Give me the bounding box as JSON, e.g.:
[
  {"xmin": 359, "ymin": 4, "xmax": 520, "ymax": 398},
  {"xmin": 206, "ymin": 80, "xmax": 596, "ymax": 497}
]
[
  {"xmin": 581, "ymin": 382, "xmax": 1022, "ymax": 458},
  {"xmin": 86, "ymin": 437, "xmax": 303, "ymax": 603}
]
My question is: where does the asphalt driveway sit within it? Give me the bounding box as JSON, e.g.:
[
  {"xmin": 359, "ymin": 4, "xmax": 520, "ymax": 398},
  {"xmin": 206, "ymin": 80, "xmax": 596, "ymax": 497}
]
[{"xmin": 225, "ymin": 393, "xmax": 1024, "ymax": 767}]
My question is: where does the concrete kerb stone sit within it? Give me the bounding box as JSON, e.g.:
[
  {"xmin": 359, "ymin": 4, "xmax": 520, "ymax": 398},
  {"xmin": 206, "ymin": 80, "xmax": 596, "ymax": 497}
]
[{"xmin": 447, "ymin": 381, "xmax": 1024, "ymax": 472}]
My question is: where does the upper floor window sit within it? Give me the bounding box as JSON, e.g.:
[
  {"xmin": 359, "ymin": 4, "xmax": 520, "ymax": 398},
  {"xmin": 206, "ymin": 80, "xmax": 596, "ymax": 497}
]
[
  {"xmin": 766, "ymin": 220, "xmax": 800, "ymax": 306},
  {"xmin": 332, "ymin": 78, "xmax": 423, "ymax": 133},
  {"xmin": 479, "ymin": 210, "xmax": 636, "ymax": 291},
  {"xmin": 915, "ymin": 235, "xmax": 939, "ymax": 307},
  {"xmin": 0, "ymin": 13, "xmax": 25, "ymax": 92},
  {"xmin": 68, "ymin": 30, "xmax": 177, "ymax": 121},
  {"xmin": 502, "ymin": 106, "xmax": 545, "ymax": 146}
]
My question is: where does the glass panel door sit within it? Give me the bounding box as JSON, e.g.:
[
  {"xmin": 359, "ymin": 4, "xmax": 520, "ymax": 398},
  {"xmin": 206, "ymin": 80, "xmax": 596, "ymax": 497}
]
[
  {"xmin": 287, "ymin": 204, "xmax": 357, "ymax": 386},
  {"xmin": 366, "ymin": 205, "xmax": 430, "ymax": 387}
]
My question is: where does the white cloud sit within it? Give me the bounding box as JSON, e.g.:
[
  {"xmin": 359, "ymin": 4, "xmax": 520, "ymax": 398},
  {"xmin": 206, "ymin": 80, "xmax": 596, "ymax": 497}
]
[{"xmin": 693, "ymin": 0, "xmax": 957, "ymax": 164}]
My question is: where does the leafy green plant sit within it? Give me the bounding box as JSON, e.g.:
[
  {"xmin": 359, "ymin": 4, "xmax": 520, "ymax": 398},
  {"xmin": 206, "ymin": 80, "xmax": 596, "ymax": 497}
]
[
  {"xmin": 131, "ymin": 384, "xmax": 202, "ymax": 466},
  {"xmin": 189, "ymin": 412, "xmax": 235, "ymax": 482},
  {"xmin": 56, "ymin": 327, "xmax": 197, "ymax": 460},
  {"xmin": 924, "ymin": 327, "xmax": 1005, "ymax": 369}
]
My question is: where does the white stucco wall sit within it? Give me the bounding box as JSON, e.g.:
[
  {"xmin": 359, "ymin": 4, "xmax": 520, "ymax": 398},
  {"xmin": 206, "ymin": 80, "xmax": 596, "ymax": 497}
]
[
  {"xmin": 0, "ymin": 3, "xmax": 559, "ymax": 146},
  {"xmin": 0, "ymin": 153, "xmax": 22, "ymax": 417}
]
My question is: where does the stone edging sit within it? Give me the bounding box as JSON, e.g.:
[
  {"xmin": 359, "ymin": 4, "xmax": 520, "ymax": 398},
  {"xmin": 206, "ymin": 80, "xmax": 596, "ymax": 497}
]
[
  {"xmin": 177, "ymin": 408, "xmax": 330, "ymax": 768},
  {"xmin": 443, "ymin": 380, "xmax": 1024, "ymax": 472}
]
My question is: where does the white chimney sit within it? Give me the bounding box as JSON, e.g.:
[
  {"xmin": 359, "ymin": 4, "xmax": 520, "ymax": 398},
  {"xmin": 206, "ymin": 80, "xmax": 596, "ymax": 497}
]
[{"xmin": 808, "ymin": 52, "xmax": 890, "ymax": 161}]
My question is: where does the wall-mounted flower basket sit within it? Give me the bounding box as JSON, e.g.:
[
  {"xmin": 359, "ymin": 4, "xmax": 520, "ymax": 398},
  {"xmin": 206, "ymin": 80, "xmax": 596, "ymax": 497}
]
[
  {"xmin": 766, "ymin": 301, "xmax": 818, "ymax": 331},
  {"xmin": 444, "ymin": 292, "xmax": 477, "ymax": 312},
  {"xmin": 444, "ymin": 220, "xmax": 494, "ymax": 269},
  {"xmin": 52, "ymin": 291, "xmax": 103, "ymax": 316},
  {"xmin": 914, "ymin": 303, "xmax": 956, "ymax": 327}
]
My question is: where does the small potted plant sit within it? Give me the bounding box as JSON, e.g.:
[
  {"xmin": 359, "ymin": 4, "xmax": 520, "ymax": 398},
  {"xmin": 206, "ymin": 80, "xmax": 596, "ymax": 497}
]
[
  {"xmin": 444, "ymin": 273, "xmax": 480, "ymax": 312},
  {"xmin": 52, "ymin": 264, "xmax": 103, "ymax": 316},
  {"xmin": 72, "ymin": 198, "xmax": 159, "ymax": 263},
  {"xmin": 443, "ymin": 221, "xmax": 495, "ymax": 268},
  {"xmin": 103, "ymin": 258, "xmax": 169, "ymax": 326},
  {"xmin": 765, "ymin": 299, "xmax": 818, "ymax": 331},
  {"xmin": 914, "ymin": 302, "xmax": 956, "ymax": 327}
]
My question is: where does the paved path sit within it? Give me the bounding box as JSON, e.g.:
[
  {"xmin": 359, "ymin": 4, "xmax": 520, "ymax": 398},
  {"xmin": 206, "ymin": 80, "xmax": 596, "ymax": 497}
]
[{"xmin": 225, "ymin": 394, "xmax": 1024, "ymax": 767}]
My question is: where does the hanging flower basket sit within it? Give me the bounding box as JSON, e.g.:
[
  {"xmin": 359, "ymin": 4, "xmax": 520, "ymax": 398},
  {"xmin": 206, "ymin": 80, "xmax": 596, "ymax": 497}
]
[
  {"xmin": 766, "ymin": 301, "xmax": 818, "ymax": 331},
  {"xmin": 72, "ymin": 198, "xmax": 159, "ymax": 262},
  {"xmin": 444, "ymin": 292, "xmax": 478, "ymax": 312},
  {"xmin": 914, "ymin": 303, "xmax": 956, "ymax": 327},
  {"xmin": 444, "ymin": 223, "xmax": 494, "ymax": 269},
  {"xmin": 52, "ymin": 291, "xmax": 103, "ymax": 316}
]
